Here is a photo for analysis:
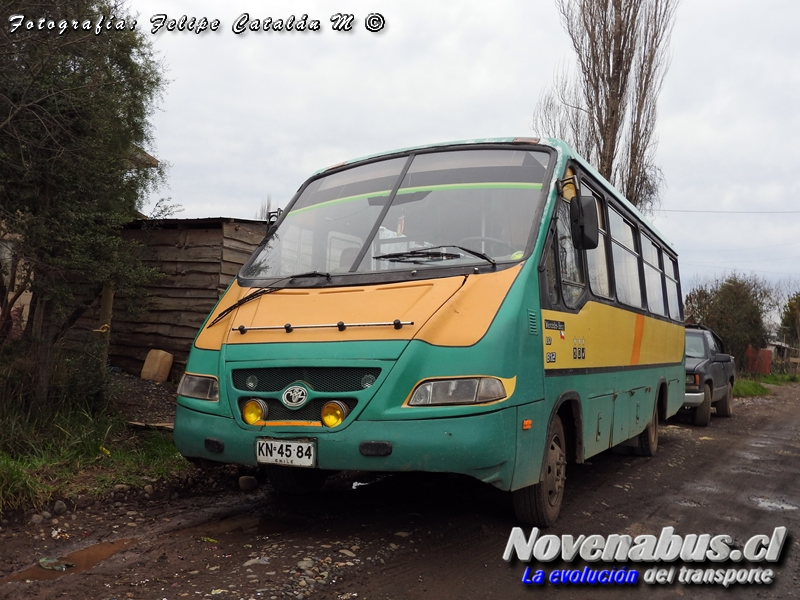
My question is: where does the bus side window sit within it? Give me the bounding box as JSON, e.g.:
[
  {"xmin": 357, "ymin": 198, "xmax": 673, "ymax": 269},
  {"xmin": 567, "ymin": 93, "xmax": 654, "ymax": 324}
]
[
  {"xmin": 585, "ymin": 191, "xmax": 611, "ymax": 298},
  {"xmin": 665, "ymin": 256, "xmax": 682, "ymax": 321},
  {"xmin": 641, "ymin": 234, "xmax": 666, "ymax": 316},
  {"xmin": 608, "ymin": 207, "xmax": 643, "ymax": 308},
  {"xmin": 556, "ymin": 198, "xmax": 586, "ymax": 308}
]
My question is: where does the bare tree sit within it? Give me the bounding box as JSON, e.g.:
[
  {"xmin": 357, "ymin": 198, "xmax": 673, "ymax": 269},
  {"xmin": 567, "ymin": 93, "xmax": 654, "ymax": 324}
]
[
  {"xmin": 255, "ymin": 195, "xmax": 274, "ymax": 220},
  {"xmin": 533, "ymin": 0, "xmax": 678, "ymax": 213}
]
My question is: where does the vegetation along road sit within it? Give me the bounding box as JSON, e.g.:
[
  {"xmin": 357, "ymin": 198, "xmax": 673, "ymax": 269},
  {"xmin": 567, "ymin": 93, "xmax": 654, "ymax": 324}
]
[{"xmin": 0, "ymin": 383, "xmax": 798, "ymax": 600}]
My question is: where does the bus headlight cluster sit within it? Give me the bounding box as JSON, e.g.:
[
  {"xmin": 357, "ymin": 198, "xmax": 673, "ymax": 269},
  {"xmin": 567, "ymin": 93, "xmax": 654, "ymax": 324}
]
[
  {"xmin": 177, "ymin": 374, "xmax": 219, "ymax": 401},
  {"xmin": 321, "ymin": 400, "xmax": 350, "ymax": 428},
  {"xmin": 408, "ymin": 378, "xmax": 506, "ymax": 406},
  {"xmin": 242, "ymin": 399, "xmax": 269, "ymax": 424}
]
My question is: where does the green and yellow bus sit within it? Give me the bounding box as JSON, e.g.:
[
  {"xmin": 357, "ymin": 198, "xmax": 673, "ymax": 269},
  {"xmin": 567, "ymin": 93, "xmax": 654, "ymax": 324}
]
[{"xmin": 174, "ymin": 137, "xmax": 684, "ymax": 526}]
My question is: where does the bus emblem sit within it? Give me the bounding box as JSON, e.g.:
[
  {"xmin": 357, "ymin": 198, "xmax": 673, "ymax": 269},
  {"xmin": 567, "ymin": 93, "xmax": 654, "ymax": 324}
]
[{"xmin": 282, "ymin": 385, "xmax": 309, "ymax": 408}]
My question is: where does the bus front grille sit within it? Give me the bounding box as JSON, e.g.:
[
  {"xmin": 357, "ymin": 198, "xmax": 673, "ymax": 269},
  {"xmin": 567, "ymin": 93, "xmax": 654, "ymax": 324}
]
[{"xmin": 232, "ymin": 367, "xmax": 382, "ymax": 393}]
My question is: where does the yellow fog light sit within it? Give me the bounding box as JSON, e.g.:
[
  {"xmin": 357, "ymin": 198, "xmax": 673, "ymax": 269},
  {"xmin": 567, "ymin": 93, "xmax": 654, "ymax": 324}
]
[
  {"xmin": 242, "ymin": 399, "xmax": 269, "ymax": 425},
  {"xmin": 321, "ymin": 400, "xmax": 350, "ymax": 428}
]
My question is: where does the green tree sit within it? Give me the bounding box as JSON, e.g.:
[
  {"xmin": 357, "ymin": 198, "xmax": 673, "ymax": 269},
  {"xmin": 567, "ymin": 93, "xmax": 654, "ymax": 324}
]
[
  {"xmin": 781, "ymin": 291, "xmax": 800, "ymax": 348},
  {"xmin": 684, "ymin": 273, "xmax": 775, "ymax": 371},
  {"xmin": 0, "ymin": 0, "xmax": 167, "ymax": 404}
]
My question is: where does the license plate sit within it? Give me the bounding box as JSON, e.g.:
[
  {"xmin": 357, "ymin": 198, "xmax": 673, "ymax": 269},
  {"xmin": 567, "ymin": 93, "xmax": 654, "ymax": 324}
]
[{"xmin": 256, "ymin": 439, "xmax": 315, "ymax": 467}]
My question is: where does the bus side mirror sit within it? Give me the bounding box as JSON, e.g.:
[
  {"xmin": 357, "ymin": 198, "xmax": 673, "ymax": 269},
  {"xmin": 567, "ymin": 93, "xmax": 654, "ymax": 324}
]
[{"xmin": 570, "ymin": 195, "xmax": 599, "ymax": 250}]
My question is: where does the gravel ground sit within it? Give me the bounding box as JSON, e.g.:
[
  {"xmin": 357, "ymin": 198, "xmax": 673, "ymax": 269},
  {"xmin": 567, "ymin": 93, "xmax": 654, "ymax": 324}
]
[{"xmin": 108, "ymin": 370, "xmax": 178, "ymax": 425}]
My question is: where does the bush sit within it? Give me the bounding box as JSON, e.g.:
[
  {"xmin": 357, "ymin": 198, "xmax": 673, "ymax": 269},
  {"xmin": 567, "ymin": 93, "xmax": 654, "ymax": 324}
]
[{"xmin": 0, "ymin": 337, "xmax": 109, "ymax": 457}]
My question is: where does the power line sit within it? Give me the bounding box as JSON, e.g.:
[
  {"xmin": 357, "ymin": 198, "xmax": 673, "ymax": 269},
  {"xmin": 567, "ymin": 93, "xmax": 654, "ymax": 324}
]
[
  {"xmin": 680, "ymin": 240, "xmax": 800, "ymax": 253},
  {"xmin": 681, "ymin": 255, "xmax": 800, "ymax": 264}
]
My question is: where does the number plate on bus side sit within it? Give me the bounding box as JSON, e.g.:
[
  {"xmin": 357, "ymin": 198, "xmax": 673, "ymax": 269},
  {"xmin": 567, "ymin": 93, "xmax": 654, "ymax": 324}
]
[{"xmin": 256, "ymin": 439, "xmax": 316, "ymax": 467}]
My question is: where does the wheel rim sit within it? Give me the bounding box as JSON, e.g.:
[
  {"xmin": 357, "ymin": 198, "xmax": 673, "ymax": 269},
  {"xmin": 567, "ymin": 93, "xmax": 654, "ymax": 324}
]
[
  {"xmin": 648, "ymin": 406, "xmax": 658, "ymax": 446},
  {"xmin": 544, "ymin": 433, "xmax": 566, "ymax": 507}
]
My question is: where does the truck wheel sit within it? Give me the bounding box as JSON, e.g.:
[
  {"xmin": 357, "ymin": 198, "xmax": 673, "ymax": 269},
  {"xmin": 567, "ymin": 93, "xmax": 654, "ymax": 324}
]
[
  {"xmin": 513, "ymin": 415, "xmax": 566, "ymax": 527},
  {"xmin": 634, "ymin": 401, "xmax": 659, "ymax": 456},
  {"xmin": 693, "ymin": 385, "xmax": 712, "ymax": 427},
  {"xmin": 716, "ymin": 382, "xmax": 733, "ymax": 417},
  {"xmin": 266, "ymin": 466, "xmax": 328, "ymax": 495}
]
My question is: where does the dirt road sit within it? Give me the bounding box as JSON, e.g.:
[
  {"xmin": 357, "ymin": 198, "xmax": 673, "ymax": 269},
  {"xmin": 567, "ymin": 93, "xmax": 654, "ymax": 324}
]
[{"xmin": 1, "ymin": 384, "xmax": 798, "ymax": 599}]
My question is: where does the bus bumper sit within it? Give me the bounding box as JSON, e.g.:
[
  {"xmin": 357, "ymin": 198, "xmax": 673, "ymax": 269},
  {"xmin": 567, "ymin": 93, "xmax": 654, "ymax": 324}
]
[{"xmin": 175, "ymin": 403, "xmax": 518, "ymax": 490}]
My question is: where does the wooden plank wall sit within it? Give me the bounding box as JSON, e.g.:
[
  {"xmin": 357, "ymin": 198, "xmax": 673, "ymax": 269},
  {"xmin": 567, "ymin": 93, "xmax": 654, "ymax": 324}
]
[
  {"xmin": 220, "ymin": 221, "xmax": 267, "ymax": 291},
  {"xmin": 97, "ymin": 220, "xmax": 266, "ymax": 380}
]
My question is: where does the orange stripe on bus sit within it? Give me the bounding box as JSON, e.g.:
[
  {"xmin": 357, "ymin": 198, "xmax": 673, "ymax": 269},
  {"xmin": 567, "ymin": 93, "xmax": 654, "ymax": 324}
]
[{"xmin": 630, "ymin": 313, "xmax": 645, "ymax": 365}]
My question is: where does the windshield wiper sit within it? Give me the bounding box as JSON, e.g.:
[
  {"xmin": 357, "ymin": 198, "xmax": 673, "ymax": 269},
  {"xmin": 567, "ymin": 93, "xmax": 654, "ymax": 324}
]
[
  {"xmin": 288, "ymin": 270, "xmax": 331, "ymax": 282},
  {"xmin": 207, "ymin": 287, "xmax": 278, "ymax": 328},
  {"xmin": 373, "ymin": 245, "xmax": 496, "ymax": 268},
  {"xmin": 206, "ymin": 271, "xmax": 332, "ymax": 328}
]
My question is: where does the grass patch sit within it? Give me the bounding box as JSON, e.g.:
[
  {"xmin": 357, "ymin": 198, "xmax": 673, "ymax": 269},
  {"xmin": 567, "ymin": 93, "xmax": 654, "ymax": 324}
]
[
  {"xmin": 733, "ymin": 379, "xmax": 770, "ymax": 397},
  {"xmin": 758, "ymin": 373, "xmax": 799, "ymax": 385},
  {"xmin": 84, "ymin": 429, "xmax": 190, "ymax": 495},
  {"xmin": 0, "ymin": 453, "xmax": 50, "ymax": 510},
  {"xmin": 0, "ymin": 423, "xmax": 193, "ymax": 513},
  {"xmin": 0, "ymin": 372, "xmax": 192, "ymax": 512},
  {"xmin": 0, "ymin": 339, "xmax": 194, "ymax": 513}
]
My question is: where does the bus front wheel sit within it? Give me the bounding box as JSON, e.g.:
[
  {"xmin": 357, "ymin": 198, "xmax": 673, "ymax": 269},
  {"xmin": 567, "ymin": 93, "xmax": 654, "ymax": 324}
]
[{"xmin": 513, "ymin": 415, "xmax": 566, "ymax": 527}]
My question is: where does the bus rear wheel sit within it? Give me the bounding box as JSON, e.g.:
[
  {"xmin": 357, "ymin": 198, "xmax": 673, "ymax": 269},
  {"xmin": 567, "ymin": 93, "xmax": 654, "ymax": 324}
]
[
  {"xmin": 513, "ymin": 415, "xmax": 566, "ymax": 527},
  {"xmin": 266, "ymin": 466, "xmax": 328, "ymax": 495},
  {"xmin": 634, "ymin": 401, "xmax": 659, "ymax": 457}
]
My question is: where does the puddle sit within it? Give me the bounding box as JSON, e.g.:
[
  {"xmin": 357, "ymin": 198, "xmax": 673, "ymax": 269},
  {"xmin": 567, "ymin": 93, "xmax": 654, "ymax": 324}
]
[
  {"xmin": 749, "ymin": 441, "xmax": 772, "ymax": 448},
  {"xmin": 730, "ymin": 466, "xmax": 767, "ymax": 475},
  {"xmin": 737, "ymin": 451, "xmax": 761, "ymax": 461},
  {"xmin": 688, "ymin": 484, "xmax": 719, "ymax": 494},
  {"xmin": 751, "ymin": 497, "xmax": 798, "ymax": 511},
  {"xmin": 0, "ymin": 539, "xmax": 136, "ymax": 583}
]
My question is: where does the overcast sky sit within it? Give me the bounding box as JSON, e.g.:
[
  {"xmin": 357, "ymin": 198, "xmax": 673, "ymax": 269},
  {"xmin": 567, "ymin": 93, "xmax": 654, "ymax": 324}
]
[{"xmin": 129, "ymin": 0, "xmax": 800, "ymax": 293}]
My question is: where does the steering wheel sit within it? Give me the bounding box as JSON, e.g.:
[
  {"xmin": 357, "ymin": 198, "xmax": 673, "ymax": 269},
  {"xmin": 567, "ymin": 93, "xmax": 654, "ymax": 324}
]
[{"xmin": 457, "ymin": 236, "xmax": 515, "ymax": 255}]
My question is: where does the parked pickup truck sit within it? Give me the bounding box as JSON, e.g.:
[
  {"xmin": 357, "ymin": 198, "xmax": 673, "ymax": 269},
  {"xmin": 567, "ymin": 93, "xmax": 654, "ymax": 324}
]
[{"xmin": 684, "ymin": 324, "xmax": 736, "ymax": 426}]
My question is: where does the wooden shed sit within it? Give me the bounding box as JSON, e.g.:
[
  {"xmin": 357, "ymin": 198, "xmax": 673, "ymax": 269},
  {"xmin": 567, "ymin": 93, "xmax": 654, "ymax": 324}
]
[{"xmin": 107, "ymin": 217, "xmax": 268, "ymax": 379}]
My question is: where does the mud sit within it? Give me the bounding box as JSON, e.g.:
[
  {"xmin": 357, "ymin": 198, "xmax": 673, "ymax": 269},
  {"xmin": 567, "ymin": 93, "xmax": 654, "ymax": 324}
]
[{"xmin": 1, "ymin": 383, "xmax": 799, "ymax": 599}]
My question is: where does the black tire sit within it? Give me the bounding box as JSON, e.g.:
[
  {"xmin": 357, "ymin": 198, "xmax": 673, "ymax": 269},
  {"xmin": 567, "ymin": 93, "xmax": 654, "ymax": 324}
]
[
  {"xmin": 513, "ymin": 415, "xmax": 567, "ymax": 527},
  {"xmin": 634, "ymin": 400, "xmax": 659, "ymax": 457},
  {"xmin": 694, "ymin": 385, "xmax": 712, "ymax": 427},
  {"xmin": 266, "ymin": 466, "xmax": 328, "ymax": 495},
  {"xmin": 716, "ymin": 382, "xmax": 733, "ymax": 417}
]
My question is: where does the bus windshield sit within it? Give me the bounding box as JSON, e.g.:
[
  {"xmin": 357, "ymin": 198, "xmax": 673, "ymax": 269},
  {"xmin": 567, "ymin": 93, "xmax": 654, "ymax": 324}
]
[{"xmin": 241, "ymin": 148, "xmax": 550, "ymax": 281}]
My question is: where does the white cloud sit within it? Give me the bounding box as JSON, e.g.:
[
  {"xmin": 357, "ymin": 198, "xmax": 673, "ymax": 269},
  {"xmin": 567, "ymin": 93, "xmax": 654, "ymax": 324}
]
[{"xmin": 131, "ymin": 0, "xmax": 800, "ymax": 285}]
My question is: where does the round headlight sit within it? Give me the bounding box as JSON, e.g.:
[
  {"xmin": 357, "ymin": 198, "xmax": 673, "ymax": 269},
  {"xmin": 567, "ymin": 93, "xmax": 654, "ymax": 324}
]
[
  {"xmin": 321, "ymin": 400, "xmax": 350, "ymax": 428},
  {"xmin": 242, "ymin": 399, "xmax": 269, "ymax": 424}
]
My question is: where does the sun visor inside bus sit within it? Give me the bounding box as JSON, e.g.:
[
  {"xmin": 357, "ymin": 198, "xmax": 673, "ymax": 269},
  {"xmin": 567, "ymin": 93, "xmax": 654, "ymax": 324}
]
[{"xmin": 368, "ymin": 191, "xmax": 431, "ymax": 206}]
